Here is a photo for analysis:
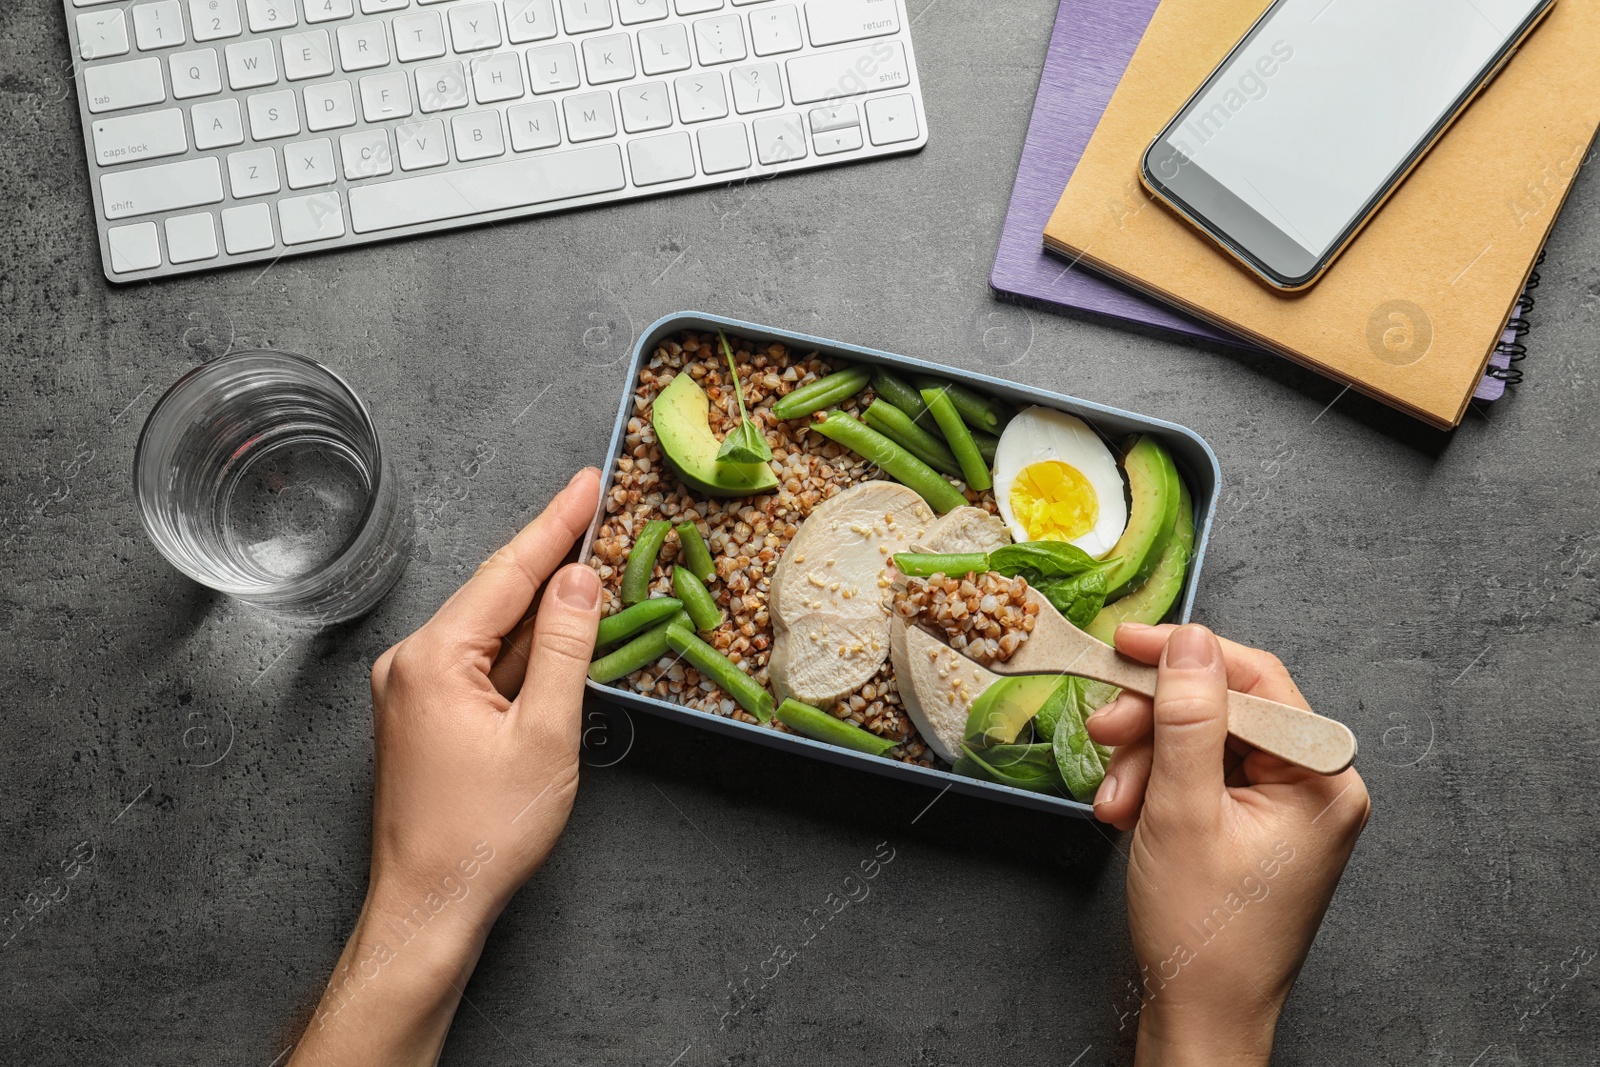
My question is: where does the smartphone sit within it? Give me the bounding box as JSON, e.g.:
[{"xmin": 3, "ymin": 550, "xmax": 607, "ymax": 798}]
[{"xmin": 1140, "ymin": 0, "xmax": 1557, "ymax": 291}]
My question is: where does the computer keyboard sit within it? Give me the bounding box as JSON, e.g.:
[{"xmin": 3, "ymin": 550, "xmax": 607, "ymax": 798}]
[{"xmin": 65, "ymin": 0, "xmax": 928, "ymax": 283}]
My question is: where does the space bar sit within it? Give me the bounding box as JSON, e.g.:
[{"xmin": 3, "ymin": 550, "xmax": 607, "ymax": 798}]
[{"xmin": 348, "ymin": 145, "xmax": 626, "ymax": 233}]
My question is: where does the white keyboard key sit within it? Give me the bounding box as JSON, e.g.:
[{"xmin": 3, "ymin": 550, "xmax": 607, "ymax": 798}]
[
  {"xmin": 752, "ymin": 111, "xmax": 804, "ymax": 163},
  {"xmin": 448, "ymin": 3, "xmax": 502, "ymax": 51},
  {"xmin": 361, "ymin": 70, "xmax": 413, "ymax": 119},
  {"xmin": 673, "ymin": 72, "xmax": 726, "ymax": 122},
  {"xmin": 340, "ymin": 127, "xmax": 393, "ymax": 177},
  {"xmin": 507, "ymin": 99, "xmax": 560, "ymax": 150},
  {"xmin": 362, "ymin": 0, "xmax": 409, "ymax": 10},
  {"xmin": 278, "ymin": 190, "xmax": 346, "ymax": 244},
  {"xmin": 285, "ymin": 136, "xmax": 338, "ymax": 186},
  {"xmin": 248, "ymin": 89, "xmax": 301, "ymax": 137},
  {"xmin": 189, "ymin": 0, "xmax": 243, "ymax": 41},
  {"xmin": 729, "ymin": 61, "xmax": 780, "ymax": 113},
  {"xmin": 415, "ymin": 61, "xmax": 467, "ymax": 111},
  {"xmin": 303, "ymin": 0, "xmax": 354, "ymax": 22},
  {"xmin": 228, "ymin": 146, "xmax": 281, "ymax": 196},
  {"xmin": 107, "ymin": 222, "xmax": 162, "ymax": 273},
  {"xmin": 581, "ymin": 33, "xmax": 634, "ymax": 84},
  {"xmin": 348, "ymin": 143, "xmax": 624, "ymax": 231},
  {"xmin": 396, "ymin": 119, "xmax": 448, "ymax": 169},
  {"xmin": 693, "ymin": 15, "xmax": 745, "ymax": 64},
  {"xmin": 91, "ymin": 107, "xmax": 188, "ymax": 166},
  {"xmin": 245, "ymin": 0, "xmax": 298, "ymax": 32},
  {"xmin": 77, "ymin": 10, "xmax": 130, "ymax": 58},
  {"xmin": 505, "ymin": 0, "xmax": 558, "ymax": 43},
  {"xmin": 804, "ymin": 0, "xmax": 899, "ymax": 46},
  {"xmin": 452, "ymin": 111, "xmax": 505, "ymax": 160},
  {"xmin": 562, "ymin": 90, "xmax": 615, "ymax": 141},
  {"xmin": 222, "ymin": 202, "xmax": 275, "ymax": 252},
  {"xmin": 469, "ymin": 52, "xmax": 525, "ymax": 101},
  {"xmin": 170, "ymin": 48, "xmax": 223, "ymax": 97},
  {"xmin": 628, "ymin": 131, "xmax": 694, "ymax": 185},
  {"xmin": 786, "ymin": 40, "xmax": 906, "ymax": 104},
  {"xmin": 749, "ymin": 4, "xmax": 801, "ymax": 55},
  {"xmin": 84, "ymin": 57, "xmax": 166, "ymax": 113},
  {"xmin": 338, "ymin": 21, "xmax": 389, "ymax": 70},
  {"xmin": 192, "ymin": 98, "xmax": 244, "ymax": 147},
  {"xmin": 865, "ymin": 91, "xmax": 916, "ymax": 144},
  {"xmin": 808, "ymin": 100, "xmax": 855, "ymax": 132},
  {"xmin": 226, "ymin": 38, "xmax": 278, "ymax": 87},
  {"xmin": 305, "ymin": 80, "xmax": 357, "ymax": 129},
  {"xmin": 101, "ymin": 156, "xmax": 224, "ymax": 218},
  {"xmin": 813, "ymin": 124, "xmax": 861, "ymax": 154},
  {"xmin": 618, "ymin": 81, "xmax": 670, "ymax": 133},
  {"xmin": 697, "ymin": 121, "xmax": 749, "ymax": 173},
  {"xmin": 674, "ymin": 0, "xmax": 722, "ymax": 12},
  {"xmin": 134, "ymin": 2, "xmax": 186, "ymax": 50},
  {"xmin": 393, "ymin": 11, "xmax": 446, "ymax": 60},
  {"xmin": 558, "ymin": 0, "xmax": 613, "ymax": 32},
  {"xmin": 618, "ymin": 0, "xmax": 668, "ymax": 25},
  {"xmin": 637, "ymin": 24, "xmax": 690, "ymax": 75},
  {"xmin": 526, "ymin": 43, "xmax": 579, "ymax": 92},
  {"xmin": 165, "ymin": 211, "xmax": 219, "ymax": 262},
  {"xmin": 282, "ymin": 30, "xmax": 336, "ymax": 79}
]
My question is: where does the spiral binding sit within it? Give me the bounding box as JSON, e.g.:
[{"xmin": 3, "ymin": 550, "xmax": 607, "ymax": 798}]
[{"xmin": 1486, "ymin": 250, "xmax": 1543, "ymax": 384}]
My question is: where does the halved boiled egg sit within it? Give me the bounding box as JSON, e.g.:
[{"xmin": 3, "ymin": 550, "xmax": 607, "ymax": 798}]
[{"xmin": 992, "ymin": 406, "xmax": 1128, "ymax": 557}]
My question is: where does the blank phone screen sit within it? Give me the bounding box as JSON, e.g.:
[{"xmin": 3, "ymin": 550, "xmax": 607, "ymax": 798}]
[{"xmin": 1159, "ymin": 0, "xmax": 1547, "ymax": 258}]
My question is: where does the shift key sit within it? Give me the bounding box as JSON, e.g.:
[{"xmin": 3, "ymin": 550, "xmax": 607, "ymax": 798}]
[
  {"xmin": 101, "ymin": 157, "xmax": 223, "ymax": 220},
  {"xmin": 786, "ymin": 41, "xmax": 908, "ymax": 105}
]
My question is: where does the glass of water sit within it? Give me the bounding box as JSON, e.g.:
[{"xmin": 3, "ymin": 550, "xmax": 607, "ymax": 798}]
[{"xmin": 135, "ymin": 351, "xmax": 411, "ymax": 625}]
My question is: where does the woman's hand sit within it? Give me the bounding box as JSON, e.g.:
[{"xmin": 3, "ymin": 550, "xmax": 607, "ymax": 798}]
[
  {"xmin": 1087, "ymin": 623, "xmax": 1370, "ymax": 1067},
  {"xmin": 290, "ymin": 468, "xmax": 603, "ymax": 1067}
]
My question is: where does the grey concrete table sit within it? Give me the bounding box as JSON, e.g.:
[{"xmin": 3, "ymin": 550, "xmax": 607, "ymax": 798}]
[{"xmin": 3, "ymin": 1, "xmax": 1597, "ymax": 1063}]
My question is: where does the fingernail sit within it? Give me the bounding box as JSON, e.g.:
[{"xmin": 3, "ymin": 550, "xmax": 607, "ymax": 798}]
[
  {"xmin": 1117, "ymin": 622, "xmax": 1153, "ymax": 633},
  {"xmin": 1094, "ymin": 772, "xmax": 1119, "ymax": 808},
  {"xmin": 1165, "ymin": 624, "xmax": 1217, "ymax": 669},
  {"xmin": 1087, "ymin": 695, "xmax": 1119, "ymax": 722},
  {"xmin": 555, "ymin": 564, "xmax": 601, "ymax": 610},
  {"xmin": 567, "ymin": 467, "xmax": 595, "ymax": 489}
]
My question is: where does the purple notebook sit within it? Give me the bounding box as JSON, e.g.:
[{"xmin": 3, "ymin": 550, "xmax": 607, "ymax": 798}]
[{"xmin": 990, "ymin": 0, "xmax": 1517, "ymax": 403}]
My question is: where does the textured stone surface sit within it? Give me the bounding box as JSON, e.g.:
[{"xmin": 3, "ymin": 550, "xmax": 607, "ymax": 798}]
[{"xmin": 2, "ymin": 1, "xmax": 1597, "ymax": 1064}]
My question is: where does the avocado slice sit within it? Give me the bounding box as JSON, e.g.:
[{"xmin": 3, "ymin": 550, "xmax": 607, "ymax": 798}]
[
  {"xmin": 1100, "ymin": 436, "xmax": 1181, "ymax": 602},
  {"xmin": 652, "ymin": 373, "xmax": 779, "ymax": 498},
  {"xmin": 1086, "ymin": 480, "xmax": 1194, "ymax": 644},
  {"xmin": 964, "ymin": 674, "xmax": 1068, "ymax": 749}
]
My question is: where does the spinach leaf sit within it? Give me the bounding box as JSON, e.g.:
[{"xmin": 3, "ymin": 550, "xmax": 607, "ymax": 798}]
[
  {"xmin": 1033, "ymin": 562, "xmax": 1115, "ymax": 629},
  {"xmin": 1051, "ymin": 680, "xmax": 1109, "ymax": 803},
  {"xmin": 988, "ymin": 541, "xmax": 1102, "ymax": 579},
  {"xmin": 715, "ymin": 331, "xmax": 773, "ymax": 464},
  {"xmin": 955, "ymin": 744, "xmax": 1065, "ymax": 794}
]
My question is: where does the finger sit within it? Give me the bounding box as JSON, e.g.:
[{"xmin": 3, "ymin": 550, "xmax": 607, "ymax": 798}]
[
  {"xmin": 1085, "ymin": 692, "xmax": 1154, "ymax": 748},
  {"xmin": 1114, "ymin": 623, "xmax": 1310, "ymax": 710},
  {"xmin": 1093, "ymin": 737, "xmax": 1152, "ymax": 831},
  {"xmin": 514, "ymin": 563, "xmax": 603, "ymax": 737},
  {"xmin": 426, "ymin": 469, "xmax": 601, "ymax": 654},
  {"xmin": 489, "ymin": 613, "xmax": 538, "ymax": 700},
  {"xmin": 1145, "ymin": 624, "xmax": 1229, "ymax": 825}
]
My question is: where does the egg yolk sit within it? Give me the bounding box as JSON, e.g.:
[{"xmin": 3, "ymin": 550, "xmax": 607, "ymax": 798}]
[{"xmin": 1009, "ymin": 460, "xmax": 1098, "ymax": 542}]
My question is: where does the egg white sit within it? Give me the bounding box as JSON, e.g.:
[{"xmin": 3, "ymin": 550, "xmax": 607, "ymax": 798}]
[{"xmin": 992, "ymin": 406, "xmax": 1129, "ymax": 557}]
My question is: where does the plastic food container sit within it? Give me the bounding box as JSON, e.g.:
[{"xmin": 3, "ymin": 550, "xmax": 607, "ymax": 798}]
[{"xmin": 582, "ymin": 312, "xmax": 1223, "ymax": 818}]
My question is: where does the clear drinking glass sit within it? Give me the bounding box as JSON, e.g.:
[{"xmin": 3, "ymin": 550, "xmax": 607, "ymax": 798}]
[{"xmin": 135, "ymin": 351, "xmax": 411, "ymax": 625}]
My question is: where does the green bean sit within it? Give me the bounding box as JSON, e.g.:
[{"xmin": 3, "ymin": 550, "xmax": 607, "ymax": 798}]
[
  {"xmin": 671, "ymin": 565, "xmax": 724, "ymax": 632},
  {"xmin": 775, "ymin": 699, "xmax": 899, "ymax": 757},
  {"xmin": 664, "ymin": 625, "xmax": 773, "ymax": 721},
  {"xmin": 810, "ymin": 411, "xmax": 968, "ymax": 514},
  {"xmin": 972, "ymin": 428, "xmax": 999, "ymax": 466},
  {"xmin": 595, "ymin": 597, "xmax": 683, "ymax": 649},
  {"xmin": 621, "ymin": 520, "xmax": 672, "ymax": 606},
  {"xmin": 861, "ymin": 400, "xmax": 962, "ymax": 477},
  {"xmin": 891, "ymin": 552, "xmax": 989, "ymax": 578},
  {"xmin": 871, "ymin": 368, "xmax": 931, "ymax": 422},
  {"xmin": 587, "ymin": 612, "xmax": 688, "ymax": 683},
  {"xmin": 675, "ymin": 522, "xmax": 717, "ymax": 583},
  {"xmin": 919, "ymin": 386, "xmax": 992, "ymax": 491},
  {"xmin": 914, "ymin": 376, "xmax": 1009, "ymax": 433},
  {"xmin": 770, "ymin": 365, "xmax": 872, "ymax": 420}
]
